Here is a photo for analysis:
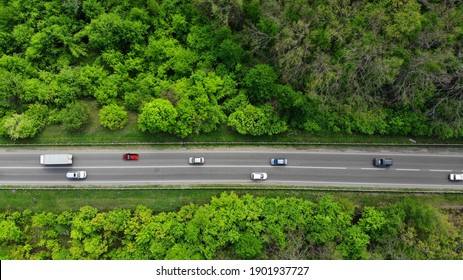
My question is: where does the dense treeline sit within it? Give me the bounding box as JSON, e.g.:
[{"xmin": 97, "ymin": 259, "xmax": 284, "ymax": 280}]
[
  {"xmin": 0, "ymin": 0, "xmax": 462, "ymax": 140},
  {"xmin": 1, "ymin": 192, "xmax": 462, "ymax": 260}
]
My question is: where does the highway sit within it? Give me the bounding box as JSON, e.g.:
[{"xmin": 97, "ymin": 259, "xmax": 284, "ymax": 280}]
[{"xmin": 1, "ymin": 148, "xmax": 463, "ymax": 189}]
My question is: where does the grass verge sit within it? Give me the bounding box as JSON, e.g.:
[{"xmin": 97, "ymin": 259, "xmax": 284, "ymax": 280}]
[
  {"xmin": 1, "ymin": 101, "xmax": 462, "ymax": 146},
  {"xmin": 2, "ymin": 187, "xmax": 463, "ymax": 213}
]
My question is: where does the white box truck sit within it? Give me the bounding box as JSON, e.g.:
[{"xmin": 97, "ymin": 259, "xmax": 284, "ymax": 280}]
[{"xmin": 40, "ymin": 154, "xmax": 73, "ymax": 165}]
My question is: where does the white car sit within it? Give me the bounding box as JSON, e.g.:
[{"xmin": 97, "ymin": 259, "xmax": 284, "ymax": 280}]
[
  {"xmin": 251, "ymin": 172, "xmax": 267, "ymax": 180},
  {"xmin": 66, "ymin": 171, "xmax": 87, "ymax": 179},
  {"xmin": 188, "ymin": 157, "xmax": 205, "ymax": 164},
  {"xmin": 449, "ymin": 174, "xmax": 463, "ymax": 181}
]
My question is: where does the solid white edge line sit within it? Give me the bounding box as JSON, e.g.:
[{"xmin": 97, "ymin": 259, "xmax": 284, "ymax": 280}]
[{"xmin": 0, "ymin": 180, "xmax": 459, "ymax": 189}]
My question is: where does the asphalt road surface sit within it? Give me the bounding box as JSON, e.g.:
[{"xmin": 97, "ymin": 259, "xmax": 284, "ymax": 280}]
[{"xmin": 1, "ymin": 148, "xmax": 463, "ymax": 189}]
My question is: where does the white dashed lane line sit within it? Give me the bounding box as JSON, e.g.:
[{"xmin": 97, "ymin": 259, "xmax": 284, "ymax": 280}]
[
  {"xmin": 396, "ymin": 169, "xmax": 420, "ymax": 171},
  {"xmin": 361, "ymin": 168, "xmax": 386, "ymax": 170}
]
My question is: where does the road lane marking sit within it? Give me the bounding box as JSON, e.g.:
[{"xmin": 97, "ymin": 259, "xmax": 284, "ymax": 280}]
[
  {"xmin": 0, "ymin": 180, "xmax": 460, "ymax": 190},
  {"xmin": 429, "ymin": 169, "xmax": 452, "ymax": 172},
  {"xmin": 298, "ymin": 166, "xmax": 347, "ymax": 170},
  {"xmin": 0, "ymin": 165, "xmax": 349, "ymax": 170},
  {"xmin": 396, "ymin": 168, "xmax": 420, "ymax": 171},
  {"xmin": 361, "ymin": 168, "xmax": 386, "ymax": 170}
]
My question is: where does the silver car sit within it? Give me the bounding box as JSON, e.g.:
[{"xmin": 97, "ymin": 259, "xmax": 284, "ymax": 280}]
[
  {"xmin": 188, "ymin": 157, "xmax": 205, "ymax": 164},
  {"xmin": 270, "ymin": 158, "xmax": 288, "ymax": 166},
  {"xmin": 251, "ymin": 172, "xmax": 267, "ymax": 180},
  {"xmin": 66, "ymin": 171, "xmax": 87, "ymax": 179}
]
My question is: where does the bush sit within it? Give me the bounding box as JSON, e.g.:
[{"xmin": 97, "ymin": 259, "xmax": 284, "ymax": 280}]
[
  {"xmin": 99, "ymin": 104, "xmax": 128, "ymax": 130},
  {"xmin": 60, "ymin": 101, "xmax": 90, "ymax": 132}
]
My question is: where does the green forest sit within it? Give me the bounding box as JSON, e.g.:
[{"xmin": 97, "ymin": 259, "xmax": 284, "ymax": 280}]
[
  {"xmin": 0, "ymin": 0, "xmax": 463, "ymax": 140},
  {"xmin": 1, "ymin": 192, "xmax": 462, "ymax": 260}
]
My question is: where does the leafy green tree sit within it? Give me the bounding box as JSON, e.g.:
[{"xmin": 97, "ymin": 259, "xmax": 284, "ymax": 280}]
[
  {"xmin": 77, "ymin": 13, "xmax": 148, "ymax": 53},
  {"xmin": 228, "ymin": 104, "xmax": 267, "ymax": 136},
  {"xmin": 0, "ymin": 220, "xmax": 23, "ymax": 244},
  {"xmin": 1, "ymin": 104, "xmax": 50, "ymax": 140},
  {"xmin": 273, "ymin": 84, "xmax": 320, "ymax": 130},
  {"xmin": 145, "ymin": 36, "xmax": 198, "ymax": 78},
  {"xmin": 186, "ymin": 25, "xmax": 218, "ymax": 69},
  {"xmin": 2, "ymin": 113, "xmax": 35, "ymax": 140},
  {"xmin": 260, "ymin": 197, "xmax": 314, "ymax": 251},
  {"xmin": 99, "ymin": 209, "xmax": 132, "ymax": 249},
  {"xmin": 94, "ymin": 74, "xmax": 122, "ymax": 105},
  {"xmin": 81, "ymin": 0, "xmax": 105, "ymax": 20},
  {"xmin": 176, "ymin": 96, "xmax": 225, "ymax": 136},
  {"xmin": 22, "ymin": 69, "xmax": 80, "ymax": 108},
  {"xmin": 11, "ymin": 24, "xmax": 35, "ymax": 52},
  {"xmin": 0, "ymin": 69, "xmax": 26, "ymax": 111},
  {"xmin": 69, "ymin": 206, "xmax": 100, "ymax": 259},
  {"xmin": 25, "ymin": 24, "xmax": 76, "ymax": 69},
  {"xmin": 0, "ymin": 31, "xmax": 14, "ymax": 56},
  {"xmin": 194, "ymin": 0, "xmax": 244, "ymax": 27},
  {"xmin": 165, "ymin": 243, "xmax": 202, "ymax": 260},
  {"xmin": 384, "ymin": 0, "xmax": 423, "ymax": 42},
  {"xmin": 216, "ymin": 38, "xmax": 246, "ymax": 69},
  {"xmin": 243, "ymin": 64, "xmax": 277, "ymax": 103},
  {"xmin": 123, "ymin": 74, "xmax": 170, "ymax": 112},
  {"xmin": 172, "ymin": 71, "xmax": 227, "ymax": 136},
  {"xmin": 399, "ymin": 198, "xmax": 445, "ymax": 239},
  {"xmin": 29, "ymin": 211, "xmax": 62, "ymax": 259},
  {"xmin": 387, "ymin": 106, "xmax": 431, "ymax": 136},
  {"xmin": 99, "ymin": 104, "xmax": 128, "ymax": 130},
  {"xmin": 235, "ymin": 231, "xmax": 263, "ymax": 259},
  {"xmin": 337, "ymin": 225, "xmax": 370, "ymax": 260},
  {"xmin": 78, "ymin": 65, "xmax": 108, "ymax": 97},
  {"xmin": 180, "ymin": 192, "xmax": 264, "ymax": 259},
  {"xmin": 228, "ymin": 104, "xmax": 287, "ymax": 136},
  {"xmin": 138, "ymin": 98, "xmax": 177, "ymax": 134},
  {"xmin": 0, "ymin": 55, "xmax": 37, "ymax": 111},
  {"xmin": 60, "ymin": 101, "xmax": 90, "ymax": 132},
  {"xmin": 174, "ymin": 99, "xmax": 195, "ymax": 138},
  {"xmin": 307, "ymin": 196, "xmax": 354, "ymax": 245},
  {"xmin": 0, "ymin": 0, "xmax": 22, "ymax": 33},
  {"xmin": 122, "ymin": 205, "xmax": 158, "ymax": 259},
  {"xmin": 358, "ymin": 207, "xmax": 388, "ymax": 242},
  {"xmin": 124, "ymin": 91, "xmax": 147, "ymax": 112},
  {"xmin": 222, "ymin": 91, "xmax": 249, "ymax": 115},
  {"xmin": 82, "ymin": 235, "xmax": 109, "ymax": 259}
]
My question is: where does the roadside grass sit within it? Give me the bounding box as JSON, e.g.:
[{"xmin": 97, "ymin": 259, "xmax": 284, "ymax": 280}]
[
  {"xmin": 2, "ymin": 188, "xmax": 463, "ymax": 213},
  {"xmin": 0, "ymin": 101, "xmax": 460, "ymax": 146}
]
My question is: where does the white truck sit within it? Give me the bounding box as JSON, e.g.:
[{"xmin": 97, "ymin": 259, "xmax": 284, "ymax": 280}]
[{"xmin": 40, "ymin": 154, "xmax": 73, "ymax": 165}]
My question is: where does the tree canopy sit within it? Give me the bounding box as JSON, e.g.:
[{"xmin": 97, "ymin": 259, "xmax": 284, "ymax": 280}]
[
  {"xmin": 1, "ymin": 0, "xmax": 463, "ymax": 140},
  {"xmin": 1, "ymin": 192, "xmax": 461, "ymax": 260}
]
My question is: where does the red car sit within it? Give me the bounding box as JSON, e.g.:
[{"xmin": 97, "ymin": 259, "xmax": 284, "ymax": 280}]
[{"xmin": 123, "ymin": 153, "xmax": 139, "ymax": 160}]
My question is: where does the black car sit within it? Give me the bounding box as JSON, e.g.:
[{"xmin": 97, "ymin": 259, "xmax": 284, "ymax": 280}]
[{"xmin": 373, "ymin": 158, "xmax": 393, "ymax": 167}]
